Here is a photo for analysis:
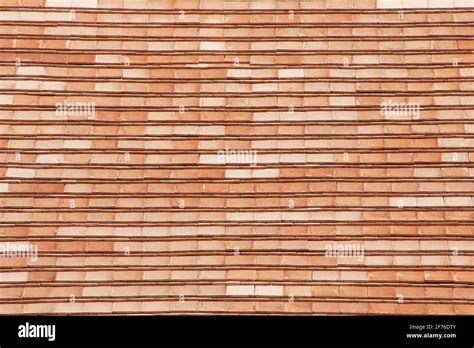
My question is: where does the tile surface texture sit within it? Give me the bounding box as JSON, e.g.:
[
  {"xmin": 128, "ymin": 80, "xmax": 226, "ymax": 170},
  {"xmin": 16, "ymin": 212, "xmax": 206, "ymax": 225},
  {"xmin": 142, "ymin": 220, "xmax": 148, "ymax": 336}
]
[{"xmin": 0, "ymin": 0, "xmax": 473, "ymax": 315}]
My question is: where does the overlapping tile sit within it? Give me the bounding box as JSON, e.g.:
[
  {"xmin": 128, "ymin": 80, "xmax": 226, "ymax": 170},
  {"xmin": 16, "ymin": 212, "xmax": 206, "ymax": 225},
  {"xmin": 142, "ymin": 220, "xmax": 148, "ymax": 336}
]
[{"xmin": 0, "ymin": 0, "xmax": 473, "ymax": 315}]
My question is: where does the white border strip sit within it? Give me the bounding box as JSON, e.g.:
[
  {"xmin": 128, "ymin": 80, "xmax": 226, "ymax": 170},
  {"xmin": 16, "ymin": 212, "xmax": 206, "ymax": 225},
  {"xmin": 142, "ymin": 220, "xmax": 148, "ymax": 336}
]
[{"xmin": 377, "ymin": 0, "xmax": 473, "ymax": 8}]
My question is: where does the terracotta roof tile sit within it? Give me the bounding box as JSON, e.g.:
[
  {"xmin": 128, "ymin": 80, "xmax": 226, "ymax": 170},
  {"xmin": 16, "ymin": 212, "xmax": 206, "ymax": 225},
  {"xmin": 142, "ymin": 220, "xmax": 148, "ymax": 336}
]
[{"xmin": 0, "ymin": 0, "xmax": 473, "ymax": 315}]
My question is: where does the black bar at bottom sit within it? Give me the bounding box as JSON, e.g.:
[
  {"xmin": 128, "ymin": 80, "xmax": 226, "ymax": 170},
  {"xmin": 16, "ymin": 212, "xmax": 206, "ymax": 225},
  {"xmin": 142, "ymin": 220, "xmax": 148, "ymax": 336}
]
[{"xmin": 0, "ymin": 315, "xmax": 472, "ymax": 347}]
